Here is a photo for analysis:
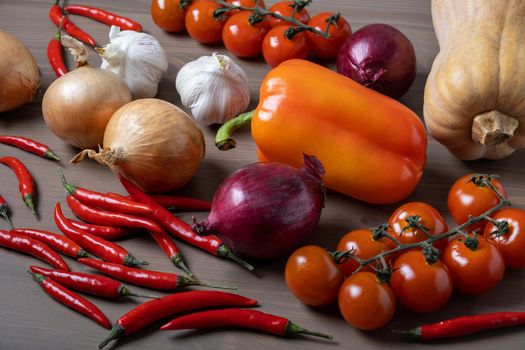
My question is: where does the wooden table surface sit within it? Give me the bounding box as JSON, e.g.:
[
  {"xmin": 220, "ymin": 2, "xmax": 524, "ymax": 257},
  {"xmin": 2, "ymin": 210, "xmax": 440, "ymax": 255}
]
[{"xmin": 1, "ymin": 0, "xmax": 524, "ymax": 349}]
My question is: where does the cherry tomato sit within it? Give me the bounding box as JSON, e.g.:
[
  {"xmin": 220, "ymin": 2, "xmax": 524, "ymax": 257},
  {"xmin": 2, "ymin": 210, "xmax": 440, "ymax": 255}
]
[
  {"xmin": 151, "ymin": 0, "xmax": 187, "ymax": 33},
  {"xmin": 267, "ymin": 1, "xmax": 310, "ymax": 28},
  {"xmin": 306, "ymin": 12, "xmax": 351, "ymax": 59},
  {"xmin": 448, "ymin": 174, "xmax": 508, "ymax": 232},
  {"xmin": 338, "ymin": 272, "xmax": 396, "ymax": 330},
  {"xmin": 285, "ymin": 246, "xmax": 344, "ymax": 306},
  {"xmin": 388, "ymin": 202, "xmax": 449, "ymax": 251},
  {"xmin": 226, "ymin": 0, "xmax": 265, "ymax": 8},
  {"xmin": 442, "ymin": 235, "xmax": 505, "ymax": 295},
  {"xmin": 262, "ymin": 25, "xmax": 310, "ymax": 67},
  {"xmin": 484, "ymin": 208, "xmax": 525, "ymax": 269},
  {"xmin": 185, "ymin": 0, "xmax": 226, "ymax": 44},
  {"xmin": 336, "ymin": 229, "xmax": 391, "ymax": 277},
  {"xmin": 390, "ymin": 250, "xmax": 452, "ymax": 313},
  {"xmin": 222, "ymin": 11, "xmax": 269, "ymax": 58}
]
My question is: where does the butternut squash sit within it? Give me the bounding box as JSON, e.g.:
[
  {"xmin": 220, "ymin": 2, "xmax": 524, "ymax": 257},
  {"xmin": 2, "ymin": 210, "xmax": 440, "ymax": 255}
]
[{"xmin": 424, "ymin": 0, "xmax": 525, "ymax": 160}]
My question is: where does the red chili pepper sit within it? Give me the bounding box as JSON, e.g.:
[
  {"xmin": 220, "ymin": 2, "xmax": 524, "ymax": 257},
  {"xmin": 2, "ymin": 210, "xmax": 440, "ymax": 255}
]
[
  {"xmin": 398, "ymin": 312, "xmax": 525, "ymax": 340},
  {"xmin": 108, "ymin": 193, "xmax": 211, "ymax": 212},
  {"xmin": 29, "ymin": 266, "xmax": 157, "ymax": 299},
  {"xmin": 64, "ymin": 4, "xmax": 142, "ymax": 32},
  {"xmin": 0, "ymin": 136, "xmax": 60, "ymax": 161},
  {"xmin": 29, "ymin": 271, "xmax": 111, "ymax": 329},
  {"xmin": 59, "ymin": 168, "xmax": 152, "ymax": 216},
  {"xmin": 79, "ymin": 258, "xmax": 233, "ymax": 291},
  {"xmin": 66, "ymin": 195, "xmax": 163, "ymax": 234},
  {"xmin": 48, "ymin": 28, "xmax": 67, "ymax": 77},
  {"xmin": 49, "ymin": 1, "xmax": 96, "ymax": 46},
  {"xmin": 0, "ymin": 194, "xmax": 14, "ymax": 229},
  {"xmin": 54, "ymin": 202, "xmax": 147, "ymax": 267},
  {"xmin": 12, "ymin": 228, "xmax": 88, "ymax": 259},
  {"xmin": 149, "ymin": 228, "xmax": 192, "ymax": 276},
  {"xmin": 160, "ymin": 308, "xmax": 333, "ymax": 339},
  {"xmin": 68, "ymin": 219, "xmax": 134, "ymax": 241},
  {"xmin": 0, "ymin": 230, "xmax": 69, "ymax": 271},
  {"xmin": 98, "ymin": 290, "xmax": 258, "ymax": 348},
  {"xmin": 120, "ymin": 175, "xmax": 254, "ymax": 271},
  {"xmin": 0, "ymin": 156, "xmax": 36, "ymax": 215}
]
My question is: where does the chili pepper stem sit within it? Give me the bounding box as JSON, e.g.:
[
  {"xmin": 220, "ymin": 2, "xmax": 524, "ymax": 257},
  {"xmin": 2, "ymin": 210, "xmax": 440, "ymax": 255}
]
[
  {"xmin": 119, "ymin": 286, "xmax": 159, "ymax": 299},
  {"xmin": 285, "ymin": 321, "xmax": 334, "ymax": 340},
  {"xmin": 99, "ymin": 324, "xmax": 125, "ymax": 349},
  {"xmin": 171, "ymin": 253, "xmax": 194, "ymax": 277},
  {"xmin": 28, "ymin": 270, "xmax": 45, "ymax": 283},
  {"xmin": 57, "ymin": 167, "xmax": 76, "ymax": 195},
  {"xmin": 215, "ymin": 110, "xmax": 254, "ymax": 151},
  {"xmin": 0, "ymin": 206, "xmax": 14, "ymax": 230},
  {"xmin": 392, "ymin": 328, "xmax": 420, "ymax": 337},
  {"xmin": 123, "ymin": 253, "xmax": 149, "ymax": 267},
  {"xmin": 44, "ymin": 149, "xmax": 61, "ymax": 161},
  {"xmin": 24, "ymin": 194, "xmax": 36, "ymax": 216},
  {"xmin": 217, "ymin": 244, "xmax": 255, "ymax": 271},
  {"xmin": 181, "ymin": 276, "xmax": 238, "ymax": 290},
  {"xmin": 77, "ymin": 249, "xmax": 90, "ymax": 258}
]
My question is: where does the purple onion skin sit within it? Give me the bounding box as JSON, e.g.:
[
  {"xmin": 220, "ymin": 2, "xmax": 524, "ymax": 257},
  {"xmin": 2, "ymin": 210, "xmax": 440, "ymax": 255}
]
[
  {"xmin": 336, "ymin": 23, "xmax": 416, "ymax": 99},
  {"xmin": 196, "ymin": 154, "xmax": 325, "ymax": 260}
]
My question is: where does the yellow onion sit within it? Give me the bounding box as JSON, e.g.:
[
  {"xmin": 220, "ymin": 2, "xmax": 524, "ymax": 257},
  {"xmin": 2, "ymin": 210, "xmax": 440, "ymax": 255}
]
[
  {"xmin": 0, "ymin": 30, "xmax": 40, "ymax": 113},
  {"xmin": 42, "ymin": 67, "xmax": 132, "ymax": 149},
  {"xmin": 72, "ymin": 98, "xmax": 205, "ymax": 193}
]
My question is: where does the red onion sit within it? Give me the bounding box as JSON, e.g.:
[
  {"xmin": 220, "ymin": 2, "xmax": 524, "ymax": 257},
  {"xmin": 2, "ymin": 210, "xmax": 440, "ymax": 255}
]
[
  {"xmin": 193, "ymin": 154, "xmax": 325, "ymax": 260},
  {"xmin": 336, "ymin": 23, "xmax": 416, "ymax": 99}
]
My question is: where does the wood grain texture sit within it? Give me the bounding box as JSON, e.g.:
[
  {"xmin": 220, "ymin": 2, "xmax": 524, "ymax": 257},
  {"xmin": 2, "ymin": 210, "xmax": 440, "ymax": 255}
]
[{"xmin": 0, "ymin": 0, "xmax": 524, "ymax": 349}]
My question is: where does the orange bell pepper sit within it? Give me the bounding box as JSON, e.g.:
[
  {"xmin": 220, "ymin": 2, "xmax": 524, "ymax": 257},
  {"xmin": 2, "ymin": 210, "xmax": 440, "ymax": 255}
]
[{"xmin": 216, "ymin": 60, "xmax": 427, "ymax": 204}]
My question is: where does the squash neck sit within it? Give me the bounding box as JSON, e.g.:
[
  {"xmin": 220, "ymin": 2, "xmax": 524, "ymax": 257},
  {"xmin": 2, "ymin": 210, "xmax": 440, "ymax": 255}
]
[{"xmin": 471, "ymin": 111, "xmax": 519, "ymax": 146}]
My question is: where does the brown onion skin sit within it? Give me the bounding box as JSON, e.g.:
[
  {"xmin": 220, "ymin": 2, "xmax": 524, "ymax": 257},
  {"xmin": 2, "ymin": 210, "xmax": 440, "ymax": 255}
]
[
  {"xmin": 104, "ymin": 99, "xmax": 205, "ymax": 193},
  {"xmin": 336, "ymin": 23, "xmax": 416, "ymax": 99},
  {"xmin": 195, "ymin": 154, "xmax": 325, "ymax": 260},
  {"xmin": 42, "ymin": 67, "xmax": 132, "ymax": 149},
  {"xmin": 0, "ymin": 30, "xmax": 40, "ymax": 113}
]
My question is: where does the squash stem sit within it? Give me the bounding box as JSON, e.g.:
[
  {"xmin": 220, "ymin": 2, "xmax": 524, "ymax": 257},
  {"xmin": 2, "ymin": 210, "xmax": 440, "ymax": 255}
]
[{"xmin": 215, "ymin": 110, "xmax": 254, "ymax": 151}]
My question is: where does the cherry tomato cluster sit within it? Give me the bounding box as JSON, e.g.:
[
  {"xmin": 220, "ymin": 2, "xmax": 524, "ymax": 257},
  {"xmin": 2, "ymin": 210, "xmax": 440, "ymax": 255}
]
[
  {"xmin": 285, "ymin": 174, "xmax": 525, "ymax": 331},
  {"xmin": 151, "ymin": 0, "xmax": 351, "ymax": 66}
]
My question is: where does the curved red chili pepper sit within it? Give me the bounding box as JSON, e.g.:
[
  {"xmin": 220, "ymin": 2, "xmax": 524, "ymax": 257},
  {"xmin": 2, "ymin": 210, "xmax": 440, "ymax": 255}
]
[
  {"xmin": 119, "ymin": 175, "xmax": 254, "ymax": 271},
  {"xmin": 13, "ymin": 228, "xmax": 88, "ymax": 259},
  {"xmin": 54, "ymin": 202, "xmax": 147, "ymax": 267},
  {"xmin": 0, "ymin": 194, "xmax": 14, "ymax": 229},
  {"xmin": 29, "ymin": 271, "xmax": 111, "ymax": 329},
  {"xmin": 0, "ymin": 230, "xmax": 69, "ymax": 271},
  {"xmin": 160, "ymin": 308, "xmax": 333, "ymax": 339},
  {"xmin": 0, "ymin": 156, "xmax": 36, "ymax": 215},
  {"xmin": 108, "ymin": 193, "xmax": 212, "ymax": 212},
  {"xmin": 59, "ymin": 169, "xmax": 153, "ymax": 216},
  {"xmin": 68, "ymin": 219, "xmax": 134, "ymax": 241},
  {"xmin": 79, "ymin": 258, "xmax": 233, "ymax": 291},
  {"xmin": 29, "ymin": 266, "xmax": 157, "ymax": 299},
  {"xmin": 49, "ymin": 1, "xmax": 96, "ymax": 46},
  {"xmin": 0, "ymin": 136, "xmax": 60, "ymax": 161},
  {"xmin": 98, "ymin": 290, "xmax": 258, "ymax": 348},
  {"xmin": 149, "ymin": 229, "xmax": 192, "ymax": 276},
  {"xmin": 64, "ymin": 4, "xmax": 142, "ymax": 31},
  {"xmin": 66, "ymin": 195, "xmax": 163, "ymax": 234},
  {"xmin": 47, "ymin": 29, "xmax": 67, "ymax": 77}
]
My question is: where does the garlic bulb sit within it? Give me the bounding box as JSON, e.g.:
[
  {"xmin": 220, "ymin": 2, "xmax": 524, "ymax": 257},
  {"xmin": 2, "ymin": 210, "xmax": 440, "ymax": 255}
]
[
  {"xmin": 176, "ymin": 53, "xmax": 250, "ymax": 125},
  {"xmin": 99, "ymin": 26, "xmax": 168, "ymax": 99}
]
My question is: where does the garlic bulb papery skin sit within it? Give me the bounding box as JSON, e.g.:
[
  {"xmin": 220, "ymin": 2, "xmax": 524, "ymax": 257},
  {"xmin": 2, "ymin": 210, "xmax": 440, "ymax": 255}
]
[
  {"xmin": 99, "ymin": 25, "xmax": 168, "ymax": 99},
  {"xmin": 176, "ymin": 53, "xmax": 250, "ymax": 126}
]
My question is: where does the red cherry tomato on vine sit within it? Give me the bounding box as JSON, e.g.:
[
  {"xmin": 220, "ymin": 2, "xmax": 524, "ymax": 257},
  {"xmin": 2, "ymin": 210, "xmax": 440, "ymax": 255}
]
[
  {"xmin": 484, "ymin": 208, "xmax": 525, "ymax": 269},
  {"xmin": 262, "ymin": 25, "xmax": 309, "ymax": 67},
  {"xmin": 442, "ymin": 234, "xmax": 505, "ymax": 295},
  {"xmin": 267, "ymin": 1, "xmax": 310, "ymax": 28},
  {"xmin": 448, "ymin": 174, "xmax": 508, "ymax": 232},
  {"xmin": 285, "ymin": 246, "xmax": 343, "ymax": 306},
  {"xmin": 338, "ymin": 272, "xmax": 396, "ymax": 330},
  {"xmin": 336, "ymin": 229, "xmax": 391, "ymax": 277},
  {"xmin": 151, "ymin": 0, "xmax": 187, "ymax": 33},
  {"xmin": 388, "ymin": 202, "xmax": 449, "ymax": 251},
  {"xmin": 222, "ymin": 11, "xmax": 269, "ymax": 58},
  {"xmin": 390, "ymin": 250, "xmax": 453, "ymax": 313},
  {"xmin": 185, "ymin": 0, "xmax": 226, "ymax": 44},
  {"xmin": 306, "ymin": 12, "xmax": 351, "ymax": 59}
]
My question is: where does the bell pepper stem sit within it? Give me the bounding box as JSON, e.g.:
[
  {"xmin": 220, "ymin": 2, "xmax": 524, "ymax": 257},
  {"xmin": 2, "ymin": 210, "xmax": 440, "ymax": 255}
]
[{"xmin": 215, "ymin": 110, "xmax": 254, "ymax": 151}]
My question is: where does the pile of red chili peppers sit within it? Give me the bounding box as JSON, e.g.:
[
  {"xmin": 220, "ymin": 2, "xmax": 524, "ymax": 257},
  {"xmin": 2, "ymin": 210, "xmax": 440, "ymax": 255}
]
[{"xmin": 47, "ymin": 1, "xmax": 143, "ymax": 77}]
